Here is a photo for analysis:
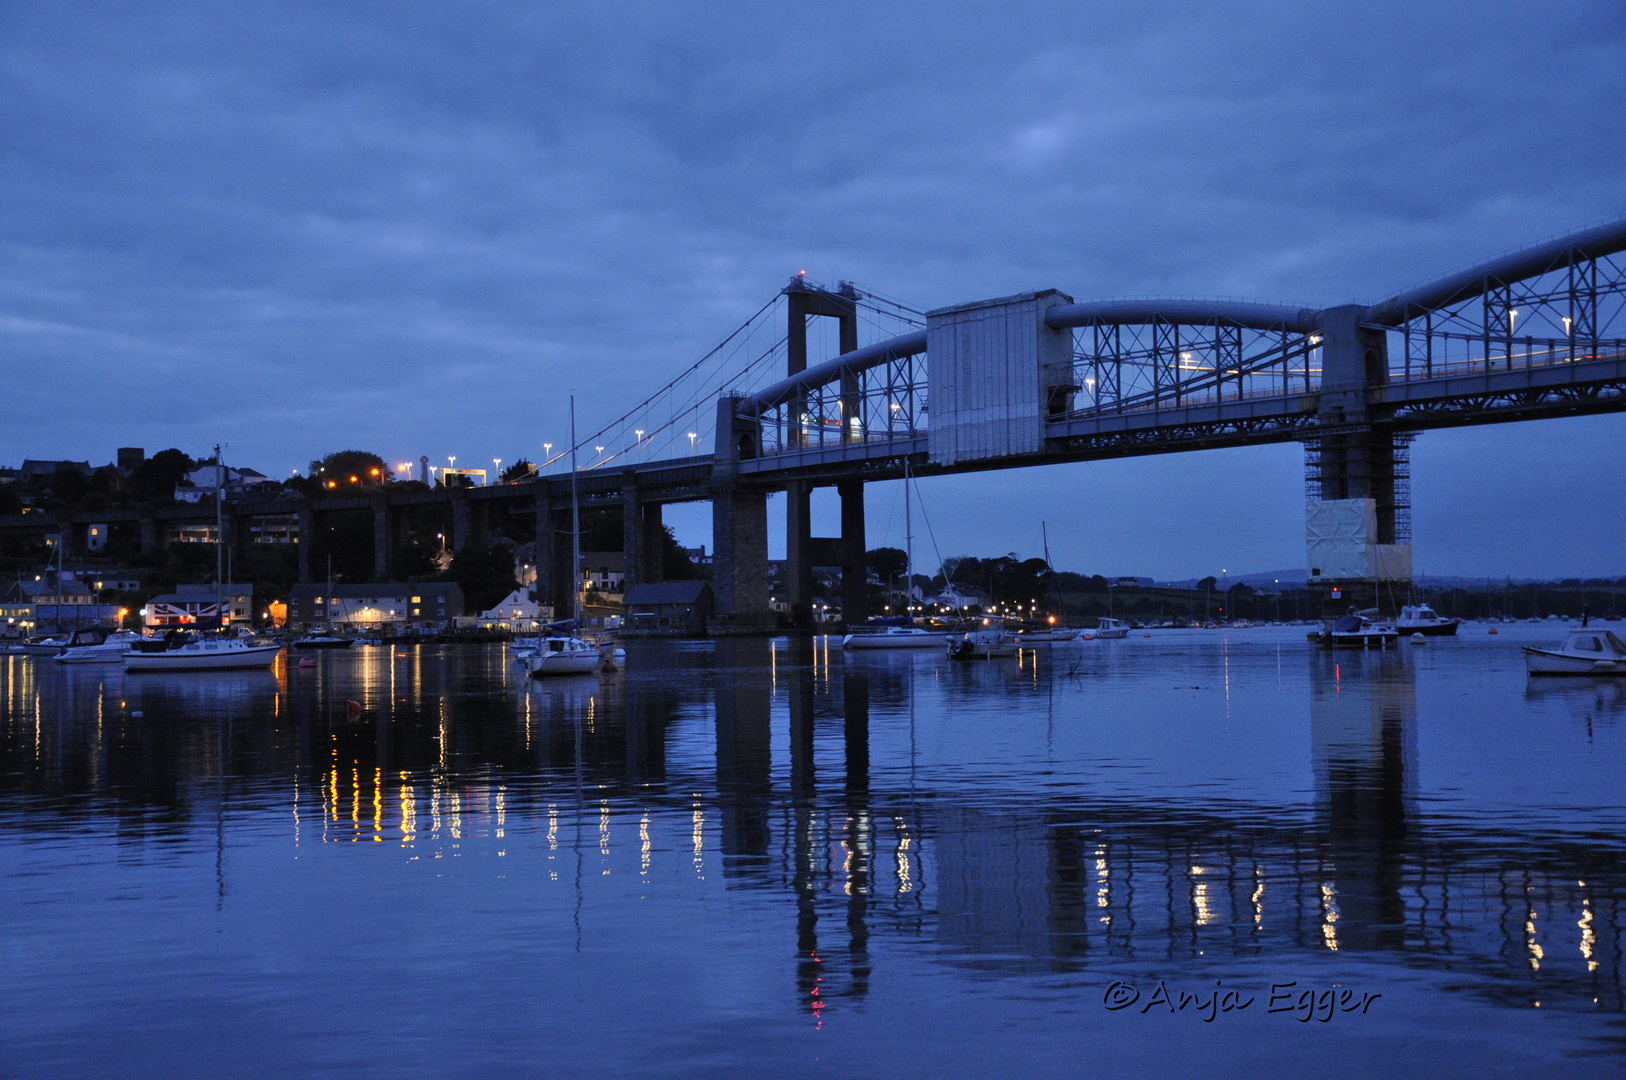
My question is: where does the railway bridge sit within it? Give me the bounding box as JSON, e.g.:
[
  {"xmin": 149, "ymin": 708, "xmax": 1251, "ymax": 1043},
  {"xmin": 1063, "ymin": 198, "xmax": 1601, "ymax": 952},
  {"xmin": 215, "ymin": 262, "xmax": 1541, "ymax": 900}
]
[{"xmin": 7, "ymin": 219, "xmax": 1625, "ymax": 628}]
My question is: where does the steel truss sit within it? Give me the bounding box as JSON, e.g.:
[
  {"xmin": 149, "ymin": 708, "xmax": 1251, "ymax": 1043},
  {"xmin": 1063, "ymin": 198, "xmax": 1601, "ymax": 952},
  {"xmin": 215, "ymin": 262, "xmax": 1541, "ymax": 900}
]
[
  {"xmin": 1067, "ymin": 319, "xmax": 1319, "ymax": 418},
  {"xmin": 1383, "ymin": 248, "xmax": 1626, "ymax": 383}
]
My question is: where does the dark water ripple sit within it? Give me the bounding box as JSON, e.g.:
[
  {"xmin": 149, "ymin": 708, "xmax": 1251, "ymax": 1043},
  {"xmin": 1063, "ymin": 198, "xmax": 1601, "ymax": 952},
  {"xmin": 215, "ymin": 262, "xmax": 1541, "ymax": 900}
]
[{"xmin": 4, "ymin": 625, "xmax": 1626, "ymax": 1078}]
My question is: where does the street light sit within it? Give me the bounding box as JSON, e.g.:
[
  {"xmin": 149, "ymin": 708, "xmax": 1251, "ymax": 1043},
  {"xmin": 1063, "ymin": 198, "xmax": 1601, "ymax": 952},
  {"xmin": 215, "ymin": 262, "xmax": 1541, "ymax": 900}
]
[
  {"xmin": 688, "ymin": 432, "xmax": 698, "ymax": 452},
  {"xmin": 493, "ymin": 458, "xmax": 502, "ymax": 485},
  {"xmin": 398, "ymin": 462, "xmax": 412, "ymax": 481}
]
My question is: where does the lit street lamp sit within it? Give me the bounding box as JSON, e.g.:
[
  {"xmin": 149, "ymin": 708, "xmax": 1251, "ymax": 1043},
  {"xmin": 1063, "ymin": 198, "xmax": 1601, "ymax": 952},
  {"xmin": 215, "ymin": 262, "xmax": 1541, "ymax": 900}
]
[
  {"xmin": 687, "ymin": 432, "xmax": 698, "ymax": 452},
  {"xmin": 493, "ymin": 458, "xmax": 502, "ymax": 485}
]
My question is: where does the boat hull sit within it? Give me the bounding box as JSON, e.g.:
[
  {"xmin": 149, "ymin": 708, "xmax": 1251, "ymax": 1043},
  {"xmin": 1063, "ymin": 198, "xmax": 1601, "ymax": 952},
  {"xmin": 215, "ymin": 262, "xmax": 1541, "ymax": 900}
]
[
  {"xmin": 842, "ymin": 632, "xmax": 951, "ymax": 649},
  {"xmin": 1398, "ymin": 620, "xmax": 1459, "ymax": 636},
  {"xmin": 124, "ymin": 644, "xmax": 284, "ymax": 672},
  {"xmin": 1310, "ymin": 632, "xmax": 1400, "ymax": 649},
  {"xmin": 53, "ymin": 643, "xmax": 131, "ymax": 664},
  {"xmin": 527, "ymin": 654, "xmax": 601, "ymax": 676},
  {"xmin": 1524, "ymin": 647, "xmax": 1626, "ymax": 675},
  {"xmin": 291, "ymin": 637, "xmax": 354, "ymax": 649}
]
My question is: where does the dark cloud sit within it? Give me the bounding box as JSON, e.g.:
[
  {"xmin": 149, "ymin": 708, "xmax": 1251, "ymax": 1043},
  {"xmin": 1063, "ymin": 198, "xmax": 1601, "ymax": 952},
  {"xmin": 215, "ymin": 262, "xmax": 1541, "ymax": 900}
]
[{"xmin": 2, "ymin": 1, "xmax": 1624, "ymax": 575}]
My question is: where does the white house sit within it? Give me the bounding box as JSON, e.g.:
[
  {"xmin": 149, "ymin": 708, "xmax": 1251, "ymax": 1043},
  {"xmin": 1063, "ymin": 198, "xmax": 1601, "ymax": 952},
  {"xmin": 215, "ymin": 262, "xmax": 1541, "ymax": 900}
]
[
  {"xmin": 175, "ymin": 464, "xmax": 278, "ymax": 502},
  {"xmin": 476, "ymin": 589, "xmax": 553, "ymax": 633}
]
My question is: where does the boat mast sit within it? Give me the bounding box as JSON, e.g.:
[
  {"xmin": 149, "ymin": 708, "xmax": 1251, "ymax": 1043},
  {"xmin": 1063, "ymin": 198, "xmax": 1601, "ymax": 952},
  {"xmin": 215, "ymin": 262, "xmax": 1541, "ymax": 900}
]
[
  {"xmin": 569, "ymin": 394, "xmax": 581, "ymax": 626},
  {"xmin": 903, "ymin": 456, "xmax": 913, "ymax": 618},
  {"xmin": 214, "ymin": 443, "xmax": 224, "ymax": 614}
]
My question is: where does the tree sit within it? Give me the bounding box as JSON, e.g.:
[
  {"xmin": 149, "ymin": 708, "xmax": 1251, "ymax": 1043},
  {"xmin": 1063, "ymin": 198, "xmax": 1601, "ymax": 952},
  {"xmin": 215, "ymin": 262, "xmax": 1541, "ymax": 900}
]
[
  {"xmin": 500, "ymin": 459, "xmax": 537, "ymax": 483},
  {"xmin": 128, "ymin": 449, "xmax": 196, "ymax": 502},
  {"xmin": 309, "ymin": 451, "xmax": 391, "ymax": 492},
  {"xmin": 438, "ymin": 546, "xmax": 519, "ymax": 614},
  {"xmin": 867, "ymin": 547, "xmax": 908, "ymax": 584}
]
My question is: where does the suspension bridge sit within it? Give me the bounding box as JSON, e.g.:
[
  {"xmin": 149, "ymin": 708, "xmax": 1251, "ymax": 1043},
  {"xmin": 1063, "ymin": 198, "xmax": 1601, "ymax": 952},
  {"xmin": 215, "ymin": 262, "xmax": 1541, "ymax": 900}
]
[{"xmin": 12, "ymin": 218, "xmax": 1626, "ymax": 628}]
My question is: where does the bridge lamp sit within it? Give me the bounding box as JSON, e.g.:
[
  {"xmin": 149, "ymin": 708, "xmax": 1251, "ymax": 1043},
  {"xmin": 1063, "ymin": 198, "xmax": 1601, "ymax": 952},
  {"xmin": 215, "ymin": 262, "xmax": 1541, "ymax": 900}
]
[
  {"xmin": 596, "ymin": 446, "xmax": 604, "ymax": 456},
  {"xmin": 493, "ymin": 459, "xmax": 501, "ymax": 483},
  {"xmin": 399, "ymin": 463, "xmax": 412, "ymax": 480},
  {"xmin": 688, "ymin": 432, "xmax": 698, "ymax": 451},
  {"xmin": 1508, "ymin": 309, "xmax": 1519, "ymax": 334},
  {"xmin": 1563, "ymin": 316, "xmax": 1573, "ymax": 336}
]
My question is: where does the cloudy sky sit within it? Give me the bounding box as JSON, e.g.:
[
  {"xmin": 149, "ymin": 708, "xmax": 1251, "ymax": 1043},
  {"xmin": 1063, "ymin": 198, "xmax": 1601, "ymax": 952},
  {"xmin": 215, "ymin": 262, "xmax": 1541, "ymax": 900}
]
[{"xmin": 3, "ymin": 1, "xmax": 1624, "ymax": 578}]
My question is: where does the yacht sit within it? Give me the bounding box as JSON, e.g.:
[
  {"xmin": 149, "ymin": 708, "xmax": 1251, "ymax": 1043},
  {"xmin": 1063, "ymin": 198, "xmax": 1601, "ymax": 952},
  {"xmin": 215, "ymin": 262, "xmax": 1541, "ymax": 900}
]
[
  {"xmin": 1396, "ymin": 604, "xmax": 1460, "ymax": 636},
  {"xmin": 843, "ymin": 619, "xmax": 952, "ymax": 649},
  {"xmin": 1524, "ymin": 624, "xmax": 1626, "ymax": 675},
  {"xmin": 1308, "ymin": 614, "xmax": 1399, "ymax": 649},
  {"xmin": 51, "ymin": 628, "xmax": 141, "ymax": 665},
  {"xmin": 124, "ymin": 633, "xmax": 283, "ymax": 672},
  {"xmin": 1089, "ymin": 617, "xmax": 1131, "ymax": 640},
  {"xmin": 525, "ymin": 635, "xmax": 606, "ymax": 677},
  {"xmin": 1010, "ymin": 621, "xmax": 1081, "ymax": 643}
]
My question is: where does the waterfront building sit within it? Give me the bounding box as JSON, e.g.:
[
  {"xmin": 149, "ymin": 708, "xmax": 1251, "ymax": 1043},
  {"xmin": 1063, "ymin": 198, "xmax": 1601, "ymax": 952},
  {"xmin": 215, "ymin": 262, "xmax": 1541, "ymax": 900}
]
[
  {"xmin": 144, "ymin": 584, "xmax": 253, "ymax": 628},
  {"xmin": 624, "ymin": 581, "xmax": 713, "ymax": 635},
  {"xmin": 475, "ymin": 589, "xmax": 553, "ymax": 633},
  {"xmin": 285, "ymin": 583, "xmax": 464, "ymax": 632},
  {"xmin": 581, "ymin": 552, "xmax": 625, "ymax": 599}
]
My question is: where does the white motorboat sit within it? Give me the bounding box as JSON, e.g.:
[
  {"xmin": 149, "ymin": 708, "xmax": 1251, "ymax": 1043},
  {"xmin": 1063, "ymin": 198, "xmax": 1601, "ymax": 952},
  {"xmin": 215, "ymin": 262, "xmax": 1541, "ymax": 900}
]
[
  {"xmin": 525, "ymin": 635, "xmax": 606, "ymax": 677},
  {"xmin": 947, "ymin": 628, "xmax": 1019, "ymax": 660},
  {"xmin": 20, "ymin": 634, "xmax": 71, "ymax": 657},
  {"xmin": 1090, "ymin": 617, "xmax": 1131, "ymax": 640},
  {"xmin": 843, "ymin": 624, "xmax": 952, "ymax": 649},
  {"xmin": 1524, "ymin": 624, "xmax": 1626, "ymax": 675},
  {"xmin": 51, "ymin": 628, "xmax": 141, "ymax": 664},
  {"xmin": 124, "ymin": 633, "xmax": 283, "ymax": 672},
  {"xmin": 1308, "ymin": 614, "xmax": 1399, "ymax": 649},
  {"xmin": 1396, "ymin": 604, "xmax": 1460, "ymax": 636}
]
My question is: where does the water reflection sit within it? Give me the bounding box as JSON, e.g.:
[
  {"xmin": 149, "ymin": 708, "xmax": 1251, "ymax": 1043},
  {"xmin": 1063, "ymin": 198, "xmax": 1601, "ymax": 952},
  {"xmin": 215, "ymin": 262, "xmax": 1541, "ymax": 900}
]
[{"xmin": 3, "ymin": 635, "xmax": 1625, "ymax": 1053}]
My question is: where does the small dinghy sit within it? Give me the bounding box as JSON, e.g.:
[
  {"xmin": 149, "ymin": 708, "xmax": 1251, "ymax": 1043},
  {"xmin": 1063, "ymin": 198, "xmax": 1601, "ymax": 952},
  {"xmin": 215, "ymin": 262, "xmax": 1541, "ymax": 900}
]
[
  {"xmin": 947, "ymin": 628, "xmax": 1019, "ymax": 660},
  {"xmin": 1524, "ymin": 622, "xmax": 1626, "ymax": 675}
]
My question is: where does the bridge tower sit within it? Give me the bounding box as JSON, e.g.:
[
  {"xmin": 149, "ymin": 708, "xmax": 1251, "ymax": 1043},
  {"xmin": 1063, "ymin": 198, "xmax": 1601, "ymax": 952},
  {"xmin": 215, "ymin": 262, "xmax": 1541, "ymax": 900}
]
[
  {"xmin": 1305, "ymin": 305, "xmax": 1412, "ymax": 610},
  {"xmin": 783, "ymin": 279, "xmax": 867, "ymax": 627}
]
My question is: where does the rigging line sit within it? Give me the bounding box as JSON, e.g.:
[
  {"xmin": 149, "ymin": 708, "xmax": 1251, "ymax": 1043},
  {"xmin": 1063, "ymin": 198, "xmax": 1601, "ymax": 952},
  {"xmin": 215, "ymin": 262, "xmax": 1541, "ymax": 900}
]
[{"xmin": 913, "ymin": 471, "xmax": 947, "ymax": 584}]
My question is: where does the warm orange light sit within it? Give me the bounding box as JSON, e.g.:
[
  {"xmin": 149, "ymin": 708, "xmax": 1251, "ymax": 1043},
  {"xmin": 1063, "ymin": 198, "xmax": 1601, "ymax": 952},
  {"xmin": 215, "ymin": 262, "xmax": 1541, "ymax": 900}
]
[
  {"xmin": 370, "ymin": 468, "xmax": 380, "ymax": 475},
  {"xmin": 327, "ymin": 481, "xmax": 336, "ymax": 488},
  {"xmin": 1047, "ymin": 615, "xmax": 1056, "ymax": 624},
  {"xmin": 349, "ymin": 475, "xmax": 358, "ymax": 482}
]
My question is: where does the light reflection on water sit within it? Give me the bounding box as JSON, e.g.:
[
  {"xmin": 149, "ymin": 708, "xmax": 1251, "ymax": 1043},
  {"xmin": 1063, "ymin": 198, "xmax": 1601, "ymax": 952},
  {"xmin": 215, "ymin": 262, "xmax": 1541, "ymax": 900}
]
[{"xmin": 3, "ymin": 625, "xmax": 1626, "ymax": 1077}]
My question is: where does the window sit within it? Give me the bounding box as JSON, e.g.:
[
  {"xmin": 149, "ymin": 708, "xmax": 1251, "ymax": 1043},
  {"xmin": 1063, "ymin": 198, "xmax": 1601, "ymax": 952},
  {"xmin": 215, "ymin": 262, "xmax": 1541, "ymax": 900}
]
[
  {"xmin": 411, "ymin": 596, "xmax": 420, "ymax": 603},
  {"xmin": 1580, "ymin": 637, "xmax": 1603, "ymax": 652},
  {"xmin": 314, "ymin": 597, "xmax": 324, "ymax": 604}
]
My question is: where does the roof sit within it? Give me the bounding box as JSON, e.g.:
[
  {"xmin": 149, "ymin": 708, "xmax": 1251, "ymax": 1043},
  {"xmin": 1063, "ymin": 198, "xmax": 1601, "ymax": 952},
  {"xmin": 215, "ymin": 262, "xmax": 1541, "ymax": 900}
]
[
  {"xmin": 150, "ymin": 593, "xmax": 226, "ymax": 606},
  {"xmin": 175, "ymin": 583, "xmax": 251, "ymax": 597},
  {"xmin": 287, "ymin": 582, "xmax": 462, "ymax": 598},
  {"xmin": 624, "ymin": 581, "xmax": 712, "ymax": 605},
  {"xmin": 20, "ymin": 460, "xmax": 91, "ymax": 480}
]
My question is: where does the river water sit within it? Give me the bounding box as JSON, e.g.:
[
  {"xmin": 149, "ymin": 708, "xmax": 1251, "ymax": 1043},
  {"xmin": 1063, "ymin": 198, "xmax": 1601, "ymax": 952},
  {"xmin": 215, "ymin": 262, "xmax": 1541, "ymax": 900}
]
[{"xmin": 3, "ymin": 625, "xmax": 1626, "ymax": 1078}]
